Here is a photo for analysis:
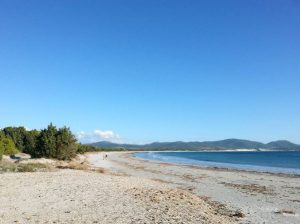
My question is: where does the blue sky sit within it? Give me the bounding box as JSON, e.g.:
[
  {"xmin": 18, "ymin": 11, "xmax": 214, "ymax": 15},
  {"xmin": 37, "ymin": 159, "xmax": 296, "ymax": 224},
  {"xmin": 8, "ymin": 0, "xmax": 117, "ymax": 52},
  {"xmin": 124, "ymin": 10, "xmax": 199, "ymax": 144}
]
[{"xmin": 0, "ymin": 0, "xmax": 299, "ymax": 144}]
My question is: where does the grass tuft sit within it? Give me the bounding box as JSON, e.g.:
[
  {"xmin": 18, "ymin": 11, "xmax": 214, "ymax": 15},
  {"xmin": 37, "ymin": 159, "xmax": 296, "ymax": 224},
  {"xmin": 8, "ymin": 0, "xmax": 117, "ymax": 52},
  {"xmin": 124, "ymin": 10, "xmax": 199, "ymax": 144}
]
[{"xmin": 0, "ymin": 161, "xmax": 51, "ymax": 173}]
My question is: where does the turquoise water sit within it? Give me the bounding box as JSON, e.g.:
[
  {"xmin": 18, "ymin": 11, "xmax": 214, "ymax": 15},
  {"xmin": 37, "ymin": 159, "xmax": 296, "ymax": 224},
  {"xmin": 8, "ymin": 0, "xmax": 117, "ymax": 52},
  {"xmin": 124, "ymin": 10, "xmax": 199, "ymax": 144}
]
[{"xmin": 135, "ymin": 151, "xmax": 300, "ymax": 174}]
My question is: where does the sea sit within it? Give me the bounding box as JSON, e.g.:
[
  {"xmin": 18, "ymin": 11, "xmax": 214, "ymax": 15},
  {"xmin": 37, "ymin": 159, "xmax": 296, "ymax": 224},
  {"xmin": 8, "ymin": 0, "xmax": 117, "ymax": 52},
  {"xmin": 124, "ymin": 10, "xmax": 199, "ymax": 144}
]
[{"xmin": 135, "ymin": 151, "xmax": 300, "ymax": 175}]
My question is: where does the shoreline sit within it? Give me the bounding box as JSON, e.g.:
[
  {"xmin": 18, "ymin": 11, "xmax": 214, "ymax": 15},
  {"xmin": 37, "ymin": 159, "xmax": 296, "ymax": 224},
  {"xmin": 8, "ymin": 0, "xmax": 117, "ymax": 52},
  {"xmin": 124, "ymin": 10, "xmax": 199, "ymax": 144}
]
[
  {"xmin": 87, "ymin": 151, "xmax": 300, "ymax": 224},
  {"xmin": 1, "ymin": 152, "xmax": 299, "ymax": 223},
  {"xmin": 132, "ymin": 151, "xmax": 300, "ymax": 178}
]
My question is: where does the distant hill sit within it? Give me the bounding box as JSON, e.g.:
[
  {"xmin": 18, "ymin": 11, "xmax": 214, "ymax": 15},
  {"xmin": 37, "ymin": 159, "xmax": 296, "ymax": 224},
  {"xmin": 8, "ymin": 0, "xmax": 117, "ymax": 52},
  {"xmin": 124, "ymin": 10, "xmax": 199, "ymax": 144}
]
[
  {"xmin": 89, "ymin": 139, "xmax": 300, "ymax": 151},
  {"xmin": 265, "ymin": 140, "xmax": 300, "ymax": 149}
]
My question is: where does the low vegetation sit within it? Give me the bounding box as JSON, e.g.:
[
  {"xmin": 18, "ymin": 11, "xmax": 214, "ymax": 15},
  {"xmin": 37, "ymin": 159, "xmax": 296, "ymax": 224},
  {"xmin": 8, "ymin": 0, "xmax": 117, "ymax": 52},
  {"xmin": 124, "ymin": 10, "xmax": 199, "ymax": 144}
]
[
  {"xmin": 0, "ymin": 161, "xmax": 51, "ymax": 173},
  {"xmin": 77, "ymin": 143, "xmax": 101, "ymax": 154}
]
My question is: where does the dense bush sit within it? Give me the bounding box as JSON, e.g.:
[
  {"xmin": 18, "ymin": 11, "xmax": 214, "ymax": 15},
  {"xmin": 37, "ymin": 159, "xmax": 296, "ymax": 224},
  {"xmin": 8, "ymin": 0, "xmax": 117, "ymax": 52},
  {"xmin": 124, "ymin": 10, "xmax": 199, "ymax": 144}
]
[
  {"xmin": 23, "ymin": 130, "xmax": 40, "ymax": 156},
  {"xmin": 34, "ymin": 123, "xmax": 78, "ymax": 160},
  {"xmin": 0, "ymin": 132, "xmax": 19, "ymax": 159},
  {"xmin": 77, "ymin": 144, "xmax": 99, "ymax": 154},
  {"xmin": 0, "ymin": 123, "xmax": 112, "ymax": 161},
  {"xmin": 2, "ymin": 127, "xmax": 39, "ymax": 156},
  {"xmin": 0, "ymin": 123, "xmax": 77, "ymax": 160}
]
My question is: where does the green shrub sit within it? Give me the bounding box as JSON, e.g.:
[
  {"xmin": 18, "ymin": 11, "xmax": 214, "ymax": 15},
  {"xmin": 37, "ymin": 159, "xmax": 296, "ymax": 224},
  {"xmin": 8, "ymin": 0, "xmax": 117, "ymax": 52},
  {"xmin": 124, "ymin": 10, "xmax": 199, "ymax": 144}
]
[
  {"xmin": 77, "ymin": 144, "xmax": 99, "ymax": 154},
  {"xmin": 0, "ymin": 132, "xmax": 19, "ymax": 160},
  {"xmin": 35, "ymin": 124, "xmax": 77, "ymax": 160}
]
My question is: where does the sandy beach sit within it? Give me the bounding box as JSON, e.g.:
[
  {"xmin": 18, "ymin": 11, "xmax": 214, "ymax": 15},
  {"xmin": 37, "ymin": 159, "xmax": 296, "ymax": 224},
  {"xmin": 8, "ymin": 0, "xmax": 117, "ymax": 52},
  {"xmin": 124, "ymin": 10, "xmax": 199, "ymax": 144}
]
[
  {"xmin": 87, "ymin": 152, "xmax": 300, "ymax": 224},
  {"xmin": 0, "ymin": 152, "xmax": 299, "ymax": 224}
]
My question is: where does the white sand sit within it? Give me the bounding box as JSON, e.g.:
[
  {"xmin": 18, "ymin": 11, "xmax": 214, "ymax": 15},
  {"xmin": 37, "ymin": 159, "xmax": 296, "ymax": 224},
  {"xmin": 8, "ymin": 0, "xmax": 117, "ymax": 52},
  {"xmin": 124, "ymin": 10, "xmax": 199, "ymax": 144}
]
[
  {"xmin": 86, "ymin": 152, "xmax": 114, "ymax": 169},
  {"xmin": 0, "ymin": 156, "xmax": 235, "ymax": 224},
  {"xmin": 86, "ymin": 152, "xmax": 300, "ymax": 224},
  {"xmin": 1, "ymin": 151, "xmax": 299, "ymax": 223}
]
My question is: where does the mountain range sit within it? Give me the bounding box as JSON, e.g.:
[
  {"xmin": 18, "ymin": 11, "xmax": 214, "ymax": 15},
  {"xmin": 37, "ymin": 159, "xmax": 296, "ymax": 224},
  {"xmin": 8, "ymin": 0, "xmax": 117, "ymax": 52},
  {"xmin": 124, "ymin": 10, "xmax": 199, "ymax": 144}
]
[{"xmin": 89, "ymin": 139, "xmax": 300, "ymax": 151}]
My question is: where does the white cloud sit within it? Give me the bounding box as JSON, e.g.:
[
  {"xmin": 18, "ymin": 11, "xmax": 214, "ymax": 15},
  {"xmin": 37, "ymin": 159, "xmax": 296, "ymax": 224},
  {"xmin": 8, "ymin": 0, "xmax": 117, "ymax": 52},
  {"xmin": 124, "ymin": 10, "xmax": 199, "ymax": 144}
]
[
  {"xmin": 76, "ymin": 129, "xmax": 122, "ymax": 143},
  {"xmin": 94, "ymin": 130, "xmax": 117, "ymax": 139},
  {"xmin": 76, "ymin": 131, "xmax": 86, "ymax": 140}
]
